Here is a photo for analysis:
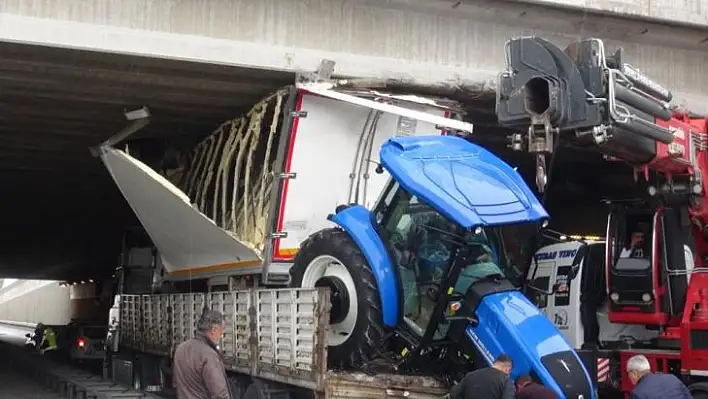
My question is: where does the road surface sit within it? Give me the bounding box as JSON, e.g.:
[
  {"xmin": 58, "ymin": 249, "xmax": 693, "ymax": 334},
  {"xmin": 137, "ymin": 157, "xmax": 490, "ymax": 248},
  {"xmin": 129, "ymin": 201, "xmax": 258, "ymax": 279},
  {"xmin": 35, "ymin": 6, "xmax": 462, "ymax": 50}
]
[
  {"xmin": 0, "ymin": 323, "xmax": 63, "ymax": 398},
  {"xmin": 0, "ymin": 359, "xmax": 63, "ymax": 398}
]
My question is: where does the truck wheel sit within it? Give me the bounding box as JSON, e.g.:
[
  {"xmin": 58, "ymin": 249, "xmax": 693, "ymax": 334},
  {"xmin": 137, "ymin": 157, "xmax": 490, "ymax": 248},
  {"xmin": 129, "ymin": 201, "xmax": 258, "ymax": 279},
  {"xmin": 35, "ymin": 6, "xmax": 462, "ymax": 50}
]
[
  {"xmin": 689, "ymin": 383, "xmax": 708, "ymax": 399},
  {"xmin": 692, "ymin": 391, "xmax": 708, "ymax": 399},
  {"xmin": 290, "ymin": 228, "xmax": 385, "ymax": 369}
]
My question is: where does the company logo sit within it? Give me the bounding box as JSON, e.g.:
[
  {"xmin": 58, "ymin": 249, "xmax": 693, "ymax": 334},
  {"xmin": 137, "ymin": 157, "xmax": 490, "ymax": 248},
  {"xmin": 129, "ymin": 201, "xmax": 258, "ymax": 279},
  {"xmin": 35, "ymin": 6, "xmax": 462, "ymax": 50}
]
[
  {"xmin": 465, "ymin": 326, "xmax": 494, "ymax": 365},
  {"xmin": 558, "ymin": 359, "xmax": 571, "ymax": 373},
  {"xmin": 535, "ymin": 249, "xmax": 577, "ymax": 261}
]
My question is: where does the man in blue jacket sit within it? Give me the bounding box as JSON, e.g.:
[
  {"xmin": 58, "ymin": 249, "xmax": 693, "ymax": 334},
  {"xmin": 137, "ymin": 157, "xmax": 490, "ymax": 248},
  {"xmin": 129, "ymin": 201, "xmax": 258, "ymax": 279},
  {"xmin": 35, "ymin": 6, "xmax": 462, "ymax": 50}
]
[{"xmin": 626, "ymin": 354, "xmax": 691, "ymax": 399}]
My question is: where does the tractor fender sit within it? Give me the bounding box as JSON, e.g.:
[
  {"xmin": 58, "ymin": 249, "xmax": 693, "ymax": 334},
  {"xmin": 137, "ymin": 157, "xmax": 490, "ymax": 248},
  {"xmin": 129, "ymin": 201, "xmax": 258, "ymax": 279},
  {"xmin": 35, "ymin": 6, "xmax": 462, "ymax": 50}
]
[{"xmin": 328, "ymin": 204, "xmax": 399, "ymax": 327}]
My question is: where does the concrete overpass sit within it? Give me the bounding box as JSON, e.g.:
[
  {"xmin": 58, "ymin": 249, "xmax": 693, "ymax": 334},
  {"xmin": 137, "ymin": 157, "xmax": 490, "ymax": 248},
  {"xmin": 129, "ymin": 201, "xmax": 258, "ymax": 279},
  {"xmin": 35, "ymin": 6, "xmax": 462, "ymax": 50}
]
[{"xmin": 0, "ymin": 0, "xmax": 706, "ymax": 281}]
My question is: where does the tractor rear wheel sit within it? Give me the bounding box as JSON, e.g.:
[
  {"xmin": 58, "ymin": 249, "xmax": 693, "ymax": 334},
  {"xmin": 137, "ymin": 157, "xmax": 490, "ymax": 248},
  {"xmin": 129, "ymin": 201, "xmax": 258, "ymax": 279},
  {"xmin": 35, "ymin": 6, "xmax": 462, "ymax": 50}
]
[{"xmin": 289, "ymin": 228, "xmax": 385, "ymax": 369}]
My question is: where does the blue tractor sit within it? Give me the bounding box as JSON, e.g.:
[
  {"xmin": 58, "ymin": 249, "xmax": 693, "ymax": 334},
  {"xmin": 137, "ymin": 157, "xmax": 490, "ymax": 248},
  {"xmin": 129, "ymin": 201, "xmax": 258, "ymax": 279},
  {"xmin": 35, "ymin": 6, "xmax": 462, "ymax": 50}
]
[{"xmin": 289, "ymin": 134, "xmax": 593, "ymax": 399}]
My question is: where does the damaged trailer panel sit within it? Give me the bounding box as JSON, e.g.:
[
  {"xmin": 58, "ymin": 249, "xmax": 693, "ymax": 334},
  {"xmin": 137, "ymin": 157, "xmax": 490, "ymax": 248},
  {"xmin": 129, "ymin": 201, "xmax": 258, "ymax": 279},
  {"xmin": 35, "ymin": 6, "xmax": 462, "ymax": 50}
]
[
  {"xmin": 100, "ymin": 84, "xmax": 473, "ymax": 283},
  {"xmin": 116, "ymin": 287, "xmax": 448, "ymax": 397}
]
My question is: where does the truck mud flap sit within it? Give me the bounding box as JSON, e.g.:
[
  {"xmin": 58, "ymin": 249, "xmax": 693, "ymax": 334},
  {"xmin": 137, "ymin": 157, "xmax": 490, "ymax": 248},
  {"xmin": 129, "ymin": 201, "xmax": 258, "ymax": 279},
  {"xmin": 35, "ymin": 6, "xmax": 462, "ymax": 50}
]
[{"xmin": 99, "ymin": 147, "xmax": 262, "ymax": 277}]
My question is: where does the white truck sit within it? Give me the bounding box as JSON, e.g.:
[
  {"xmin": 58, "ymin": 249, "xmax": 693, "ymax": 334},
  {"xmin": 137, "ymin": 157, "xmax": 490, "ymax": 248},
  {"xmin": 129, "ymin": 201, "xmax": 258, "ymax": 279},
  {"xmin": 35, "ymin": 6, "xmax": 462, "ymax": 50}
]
[{"xmin": 526, "ymin": 238, "xmax": 695, "ymax": 391}]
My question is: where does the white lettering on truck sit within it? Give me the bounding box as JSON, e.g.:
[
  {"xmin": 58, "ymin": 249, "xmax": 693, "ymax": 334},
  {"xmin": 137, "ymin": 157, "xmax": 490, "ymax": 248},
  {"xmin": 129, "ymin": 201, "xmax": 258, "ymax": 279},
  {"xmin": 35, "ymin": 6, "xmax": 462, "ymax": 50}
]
[{"xmin": 535, "ymin": 249, "xmax": 577, "ymax": 261}]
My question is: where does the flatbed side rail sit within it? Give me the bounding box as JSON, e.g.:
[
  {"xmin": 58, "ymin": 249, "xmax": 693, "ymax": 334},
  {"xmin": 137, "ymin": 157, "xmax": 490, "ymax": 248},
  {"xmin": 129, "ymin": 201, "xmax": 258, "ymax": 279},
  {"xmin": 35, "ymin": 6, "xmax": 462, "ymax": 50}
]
[
  {"xmin": 120, "ymin": 287, "xmax": 330, "ymax": 392},
  {"xmin": 2, "ymin": 341, "xmax": 160, "ymax": 399}
]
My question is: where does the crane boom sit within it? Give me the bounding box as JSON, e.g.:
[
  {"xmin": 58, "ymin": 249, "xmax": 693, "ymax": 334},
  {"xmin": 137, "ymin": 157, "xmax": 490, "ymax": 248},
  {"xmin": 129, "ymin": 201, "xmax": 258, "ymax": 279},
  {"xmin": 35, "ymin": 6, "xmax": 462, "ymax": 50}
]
[{"xmin": 495, "ymin": 36, "xmax": 708, "ymax": 396}]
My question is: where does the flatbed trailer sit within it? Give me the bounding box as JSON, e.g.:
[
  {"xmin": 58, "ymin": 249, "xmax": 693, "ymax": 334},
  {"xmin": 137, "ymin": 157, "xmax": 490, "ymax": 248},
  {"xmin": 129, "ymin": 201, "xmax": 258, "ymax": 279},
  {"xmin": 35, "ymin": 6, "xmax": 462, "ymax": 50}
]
[{"xmin": 108, "ymin": 287, "xmax": 449, "ymax": 398}]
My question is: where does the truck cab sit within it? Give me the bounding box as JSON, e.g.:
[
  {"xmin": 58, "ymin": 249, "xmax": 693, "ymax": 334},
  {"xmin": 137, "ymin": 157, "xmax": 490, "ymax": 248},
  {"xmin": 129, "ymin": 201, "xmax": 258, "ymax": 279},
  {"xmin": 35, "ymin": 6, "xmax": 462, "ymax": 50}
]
[{"xmin": 526, "ymin": 240, "xmax": 658, "ymax": 350}]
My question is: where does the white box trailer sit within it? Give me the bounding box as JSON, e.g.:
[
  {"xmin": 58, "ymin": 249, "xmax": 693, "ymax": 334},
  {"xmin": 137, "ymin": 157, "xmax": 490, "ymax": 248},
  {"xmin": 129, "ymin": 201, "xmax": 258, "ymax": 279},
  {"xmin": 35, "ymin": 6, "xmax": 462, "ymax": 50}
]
[
  {"xmin": 100, "ymin": 82, "xmax": 474, "ymax": 397},
  {"xmin": 100, "ymin": 83, "xmax": 472, "ymax": 288}
]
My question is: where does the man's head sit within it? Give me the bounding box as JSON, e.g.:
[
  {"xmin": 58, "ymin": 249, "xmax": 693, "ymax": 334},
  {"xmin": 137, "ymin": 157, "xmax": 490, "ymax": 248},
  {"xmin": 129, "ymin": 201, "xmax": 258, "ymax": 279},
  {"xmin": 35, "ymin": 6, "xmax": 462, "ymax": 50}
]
[
  {"xmin": 631, "ymin": 222, "xmax": 651, "ymax": 247},
  {"xmin": 492, "ymin": 354, "xmax": 513, "ymax": 375},
  {"xmin": 197, "ymin": 309, "xmax": 226, "ymax": 344},
  {"xmin": 515, "ymin": 375, "xmax": 533, "ymax": 391},
  {"xmin": 626, "ymin": 354, "xmax": 652, "ymax": 385},
  {"xmin": 630, "ymin": 230, "xmax": 645, "ymax": 249}
]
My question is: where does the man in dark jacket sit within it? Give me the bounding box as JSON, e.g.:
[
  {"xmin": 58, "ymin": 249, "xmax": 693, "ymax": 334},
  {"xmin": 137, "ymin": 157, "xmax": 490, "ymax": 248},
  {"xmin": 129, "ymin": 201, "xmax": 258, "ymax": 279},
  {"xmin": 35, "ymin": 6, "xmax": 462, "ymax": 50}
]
[
  {"xmin": 447, "ymin": 354, "xmax": 515, "ymax": 399},
  {"xmin": 515, "ymin": 375, "xmax": 559, "ymax": 399},
  {"xmin": 173, "ymin": 310, "xmax": 231, "ymax": 399},
  {"xmin": 627, "ymin": 354, "xmax": 691, "ymax": 399}
]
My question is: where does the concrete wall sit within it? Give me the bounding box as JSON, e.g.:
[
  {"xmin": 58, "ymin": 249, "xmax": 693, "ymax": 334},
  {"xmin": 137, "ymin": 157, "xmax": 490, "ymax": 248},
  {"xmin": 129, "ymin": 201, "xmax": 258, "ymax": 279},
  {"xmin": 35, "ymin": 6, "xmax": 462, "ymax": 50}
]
[{"xmin": 0, "ymin": 280, "xmax": 72, "ymax": 324}]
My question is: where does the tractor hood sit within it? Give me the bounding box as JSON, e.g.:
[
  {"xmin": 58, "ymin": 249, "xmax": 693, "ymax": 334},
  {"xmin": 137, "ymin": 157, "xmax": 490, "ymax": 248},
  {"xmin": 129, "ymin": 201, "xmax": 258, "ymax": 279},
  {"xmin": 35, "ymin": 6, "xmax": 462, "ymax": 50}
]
[{"xmin": 379, "ymin": 135, "xmax": 548, "ymax": 229}]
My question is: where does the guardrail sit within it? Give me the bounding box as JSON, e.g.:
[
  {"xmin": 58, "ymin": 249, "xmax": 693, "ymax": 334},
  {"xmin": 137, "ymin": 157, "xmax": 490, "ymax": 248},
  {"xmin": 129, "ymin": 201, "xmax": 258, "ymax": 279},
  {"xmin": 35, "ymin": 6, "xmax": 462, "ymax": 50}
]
[
  {"xmin": 3, "ymin": 341, "xmax": 160, "ymax": 399},
  {"xmin": 0, "ymin": 319, "xmax": 37, "ymax": 329}
]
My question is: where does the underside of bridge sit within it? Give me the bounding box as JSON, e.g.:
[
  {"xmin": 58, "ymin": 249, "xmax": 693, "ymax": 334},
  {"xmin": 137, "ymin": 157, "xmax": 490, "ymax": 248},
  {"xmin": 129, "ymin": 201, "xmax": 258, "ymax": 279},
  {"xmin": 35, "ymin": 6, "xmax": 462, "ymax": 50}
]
[{"xmin": 0, "ymin": 41, "xmax": 637, "ymax": 281}]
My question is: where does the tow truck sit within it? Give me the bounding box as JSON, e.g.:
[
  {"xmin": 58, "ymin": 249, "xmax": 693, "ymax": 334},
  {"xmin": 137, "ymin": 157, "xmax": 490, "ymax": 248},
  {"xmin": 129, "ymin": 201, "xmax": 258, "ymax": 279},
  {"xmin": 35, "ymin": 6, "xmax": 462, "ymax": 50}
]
[{"xmin": 497, "ymin": 36, "xmax": 708, "ymax": 397}]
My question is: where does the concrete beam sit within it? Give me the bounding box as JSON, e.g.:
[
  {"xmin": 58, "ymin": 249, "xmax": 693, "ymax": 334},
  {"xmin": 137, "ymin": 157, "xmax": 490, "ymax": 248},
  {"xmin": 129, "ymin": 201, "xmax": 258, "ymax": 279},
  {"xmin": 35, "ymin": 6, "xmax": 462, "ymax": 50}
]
[
  {"xmin": 0, "ymin": 0, "xmax": 706, "ymax": 113},
  {"xmin": 504, "ymin": 0, "xmax": 708, "ymax": 28}
]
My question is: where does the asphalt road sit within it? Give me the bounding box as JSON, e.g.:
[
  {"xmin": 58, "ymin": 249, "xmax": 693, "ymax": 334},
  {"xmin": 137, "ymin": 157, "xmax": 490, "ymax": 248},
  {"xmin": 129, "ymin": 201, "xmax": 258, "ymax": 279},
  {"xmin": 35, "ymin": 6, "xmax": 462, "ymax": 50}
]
[
  {"xmin": 0, "ymin": 359, "xmax": 63, "ymax": 398},
  {"xmin": 0, "ymin": 323, "xmax": 64, "ymax": 398}
]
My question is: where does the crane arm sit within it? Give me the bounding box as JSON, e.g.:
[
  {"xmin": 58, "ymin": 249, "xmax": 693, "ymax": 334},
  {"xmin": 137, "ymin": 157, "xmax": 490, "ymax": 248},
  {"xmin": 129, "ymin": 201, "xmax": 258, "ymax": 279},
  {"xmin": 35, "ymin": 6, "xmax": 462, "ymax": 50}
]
[{"xmin": 496, "ymin": 37, "xmax": 708, "ymax": 230}]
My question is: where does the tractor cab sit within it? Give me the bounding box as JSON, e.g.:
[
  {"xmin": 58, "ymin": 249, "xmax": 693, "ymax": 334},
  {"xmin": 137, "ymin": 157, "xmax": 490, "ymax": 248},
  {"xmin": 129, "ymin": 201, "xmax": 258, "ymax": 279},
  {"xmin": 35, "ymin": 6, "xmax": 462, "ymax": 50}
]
[
  {"xmin": 373, "ymin": 180, "xmax": 537, "ymax": 345},
  {"xmin": 606, "ymin": 202, "xmax": 695, "ymax": 343}
]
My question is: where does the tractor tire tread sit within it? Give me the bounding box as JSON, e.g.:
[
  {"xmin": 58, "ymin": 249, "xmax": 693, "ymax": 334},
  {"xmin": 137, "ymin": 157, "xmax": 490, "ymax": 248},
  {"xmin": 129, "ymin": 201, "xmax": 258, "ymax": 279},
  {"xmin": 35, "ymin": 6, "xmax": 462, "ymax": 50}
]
[{"xmin": 290, "ymin": 228, "xmax": 386, "ymax": 369}]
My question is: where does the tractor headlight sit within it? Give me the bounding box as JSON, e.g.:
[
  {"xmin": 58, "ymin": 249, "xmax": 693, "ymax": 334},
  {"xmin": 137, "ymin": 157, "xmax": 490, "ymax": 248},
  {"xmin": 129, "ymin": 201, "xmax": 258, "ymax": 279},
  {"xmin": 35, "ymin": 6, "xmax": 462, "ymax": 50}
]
[
  {"xmin": 610, "ymin": 292, "xmax": 619, "ymax": 302},
  {"xmin": 642, "ymin": 293, "xmax": 652, "ymax": 303}
]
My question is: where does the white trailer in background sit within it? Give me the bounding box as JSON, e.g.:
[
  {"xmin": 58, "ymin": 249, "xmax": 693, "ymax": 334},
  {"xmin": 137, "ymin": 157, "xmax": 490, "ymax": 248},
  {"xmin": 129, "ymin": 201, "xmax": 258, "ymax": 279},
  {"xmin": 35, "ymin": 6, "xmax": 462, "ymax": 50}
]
[
  {"xmin": 100, "ymin": 81, "xmax": 471, "ymax": 289},
  {"xmin": 100, "ymin": 80, "xmax": 474, "ymax": 397}
]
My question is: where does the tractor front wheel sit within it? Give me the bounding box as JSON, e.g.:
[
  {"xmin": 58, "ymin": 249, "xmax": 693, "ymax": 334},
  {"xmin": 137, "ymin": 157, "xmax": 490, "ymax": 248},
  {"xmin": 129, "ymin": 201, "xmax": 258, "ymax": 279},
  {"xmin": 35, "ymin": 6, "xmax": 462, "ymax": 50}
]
[{"xmin": 289, "ymin": 228, "xmax": 385, "ymax": 369}]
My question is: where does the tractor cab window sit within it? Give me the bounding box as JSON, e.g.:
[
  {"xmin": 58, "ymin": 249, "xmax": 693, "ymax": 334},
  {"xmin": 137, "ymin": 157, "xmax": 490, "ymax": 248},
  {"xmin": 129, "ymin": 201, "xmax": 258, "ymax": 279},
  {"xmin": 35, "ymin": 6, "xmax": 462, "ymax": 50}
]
[
  {"xmin": 374, "ymin": 182, "xmax": 507, "ymax": 339},
  {"xmin": 376, "ymin": 185, "xmax": 458, "ymax": 337},
  {"xmin": 453, "ymin": 230, "xmax": 507, "ymax": 297},
  {"xmin": 492, "ymin": 223, "xmax": 539, "ymax": 286}
]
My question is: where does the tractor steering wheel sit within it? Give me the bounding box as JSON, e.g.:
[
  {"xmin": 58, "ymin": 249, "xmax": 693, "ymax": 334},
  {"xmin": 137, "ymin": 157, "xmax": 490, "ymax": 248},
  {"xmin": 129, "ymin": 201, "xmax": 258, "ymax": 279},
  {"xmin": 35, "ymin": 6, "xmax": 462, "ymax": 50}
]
[{"xmin": 422, "ymin": 280, "xmax": 441, "ymax": 301}]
